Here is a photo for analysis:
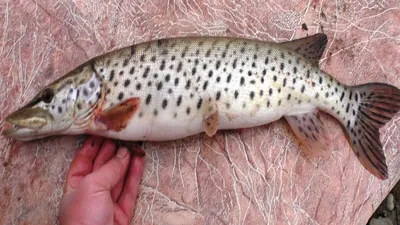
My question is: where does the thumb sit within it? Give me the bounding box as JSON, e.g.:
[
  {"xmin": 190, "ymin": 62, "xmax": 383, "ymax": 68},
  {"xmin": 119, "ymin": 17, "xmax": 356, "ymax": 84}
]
[{"xmin": 88, "ymin": 147, "xmax": 131, "ymax": 191}]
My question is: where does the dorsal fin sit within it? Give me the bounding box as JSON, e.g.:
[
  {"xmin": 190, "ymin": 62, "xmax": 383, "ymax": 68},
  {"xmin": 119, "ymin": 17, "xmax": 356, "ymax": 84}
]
[{"xmin": 279, "ymin": 33, "xmax": 328, "ymax": 66}]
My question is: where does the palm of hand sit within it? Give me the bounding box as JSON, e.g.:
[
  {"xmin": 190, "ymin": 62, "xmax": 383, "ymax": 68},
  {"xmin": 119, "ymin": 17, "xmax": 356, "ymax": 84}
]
[{"xmin": 59, "ymin": 136, "xmax": 144, "ymax": 225}]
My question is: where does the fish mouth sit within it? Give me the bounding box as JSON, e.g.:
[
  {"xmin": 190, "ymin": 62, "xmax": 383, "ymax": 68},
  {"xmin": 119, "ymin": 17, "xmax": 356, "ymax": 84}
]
[
  {"xmin": 2, "ymin": 108, "xmax": 55, "ymax": 141},
  {"xmin": 2, "ymin": 121, "xmax": 53, "ymax": 141}
]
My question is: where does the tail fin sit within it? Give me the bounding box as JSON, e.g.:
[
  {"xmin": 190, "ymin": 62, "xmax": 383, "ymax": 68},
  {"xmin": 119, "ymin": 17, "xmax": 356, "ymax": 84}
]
[{"xmin": 346, "ymin": 83, "xmax": 400, "ymax": 179}]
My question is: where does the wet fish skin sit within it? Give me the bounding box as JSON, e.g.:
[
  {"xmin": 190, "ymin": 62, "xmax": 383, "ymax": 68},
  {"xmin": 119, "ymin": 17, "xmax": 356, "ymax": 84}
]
[{"xmin": 3, "ymin": 34, "xmax": 400, "ymax": 180}]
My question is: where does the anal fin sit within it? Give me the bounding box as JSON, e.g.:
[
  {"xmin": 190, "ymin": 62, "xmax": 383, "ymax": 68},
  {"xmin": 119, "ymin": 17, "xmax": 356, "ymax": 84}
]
[
  {"xmin": 285, "ymin": 111, "xmax": 331, "ymax": 157},
  {"xmin": 95, "ymin": 97, "xmax": 140, "ymax": 131}
]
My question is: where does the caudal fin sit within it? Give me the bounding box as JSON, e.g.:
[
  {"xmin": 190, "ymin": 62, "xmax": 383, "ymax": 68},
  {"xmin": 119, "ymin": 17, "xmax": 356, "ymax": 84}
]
[{"xmin": 346, "ymin": 83, "xmax": 400, "ymax": 179}]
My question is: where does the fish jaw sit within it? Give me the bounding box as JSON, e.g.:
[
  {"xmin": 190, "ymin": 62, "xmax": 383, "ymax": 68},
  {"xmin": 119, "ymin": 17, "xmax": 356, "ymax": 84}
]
[{"xmin": 2, "ymin": 102, "xmax": 72, "ymax": 141}]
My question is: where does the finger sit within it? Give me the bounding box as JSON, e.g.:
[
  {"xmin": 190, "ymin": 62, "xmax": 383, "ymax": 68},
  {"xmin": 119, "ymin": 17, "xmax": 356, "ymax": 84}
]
[
  {"xmin": 64, "ymin": 136, "xmax": 103, "ymax": 193},
  {"xmin": 93, "ymin": 139, "xmax": 117, "ymax": 171},
  {"xmin": 111, "ymin": 167, "xmax": 126, "ymax": 202},
  {"xmin": 87, "ymin": 147, "xmax": 131, "ymax": 192},
  {"xmin": 117, "ymin": 153, "xmax": 145, "ymax": 220},
  {"xmin": 114, "ymin": 204, "xmax": 129, "ymax": 225}
]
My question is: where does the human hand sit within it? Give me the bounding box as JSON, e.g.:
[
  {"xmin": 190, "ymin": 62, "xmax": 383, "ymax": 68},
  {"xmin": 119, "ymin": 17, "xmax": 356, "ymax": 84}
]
[{"xmin": 59, "ymin": 136, "xmax": 144, "ymax": 225}]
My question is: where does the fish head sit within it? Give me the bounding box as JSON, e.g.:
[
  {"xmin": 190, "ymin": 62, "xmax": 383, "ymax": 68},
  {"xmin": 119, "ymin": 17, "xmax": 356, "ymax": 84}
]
[{"xmin": 3, "ymin": 64, "xmax": 103, "ymax": 141}]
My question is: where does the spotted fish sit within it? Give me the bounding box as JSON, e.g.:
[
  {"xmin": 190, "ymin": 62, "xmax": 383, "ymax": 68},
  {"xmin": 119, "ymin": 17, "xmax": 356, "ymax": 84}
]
[{"xmin": 3, "ymin": 34, "xmax": 400, "ymax": 180}]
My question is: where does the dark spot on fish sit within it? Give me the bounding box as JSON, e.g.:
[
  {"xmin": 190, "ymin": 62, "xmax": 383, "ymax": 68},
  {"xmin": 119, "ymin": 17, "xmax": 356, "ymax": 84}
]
[
  {"xmin": 315, "ymin": 93, "xmax": 319, "ymax": 99},
  {"xmin": 340, "ymin": 92, "xmax": 345, "ymax": 101},
  {"xmin": 203, "ymin": 81, "xmax": 209, "ymax": 90},
  {"xmin": 147, "ymin": 81, "xmax": 152, "ymax": 87},
  {"xmin": 192, "ymin": 68, "xmax": 197, "ymax": 76},
  {"xmin": 273, "ymin": 76, "xmax": 277, "ymax": 82},
  {"xmin": 250, "ymin": 80, "xmax": 255, "ymax": 84},
  {"xmin": 233, "ymin": 59, "xmax": 237, "ymax": 69},
  {"xmin": 227, "ymin": 74, "xmax": 232, "ymax": 83},
  {"xmin": 301, "ymin": 85, "xmax": 305, "ymax": 93},
  {"xmin": 271, "ymin": 66, "xmax": 275, "ymax": 72},
  {"xmin": 196, "ymin": 98, "xmax": 203, "ymax": 109},
  {"xmin": 269, "ymin": 88, "xmax": 273, "ymax": 96},
  {"xmin": 206, "ymin": 49, "xmax": 211, "ymax": 57},
  {"xmin": 118, "ymin": 92, "xmax": 124, "ymax": 100},
  {"xmin": 109, "ymin": 70, "xmax": 115, "ymax": 81},
  {"xmin": 129, "ymin": 67, "xmax": 135, "ymax": 75},
  {"xmin": 177, "ymin": 62, "xmax": 182, "ymax": 73},
  {"xmin": 153, "ymin": 109, "xmax": 158, "ymax": 116},
  {"xmin": 58, "ymin": 106, "xmax": 62, "ymax": 113},
  {"xmin": 240, "ymin": 77, "xmax": 245, "ymax": 86},
  {"xmin": 160, "ymin": 60, "xmax": 166, "ymax": 70},
  {"xmin": 140, "ymin": 55, "xmax": 145, "ymax": 62},
  {"xmin": 248, "ymin": 71, "xmax": 252, "ymax": 76},
  {"xmin": 265, "ymin": 57, "xmax": 269, "ymax": 64},
  {"xmin": 124, "ymin": 79, "xmax": 131, "ymax": 87},
  {"xmin": 216, "ymin": 91, "xmax": 221, "ymax": 100},
  {"xmin": 293, "ymin": 67, "xmax": 297, "ymax": 74},
  {"xmin": 151, "ymin": 56, "xmax": 156, "ymax": 62},
  {"xmin": 234, "ymin": 90, "xmax": 239, "ymax": 99},
  {"xmin": 162, "ymin": 99, "xmax": 168, "ymax": 109},
  {"xmin": 319, "ymin": 76, "xmax": 323, "ymax": 84},
  {"xmin": 136, "ymin": 83, "xmax": 141, "ymax": 90},
  {"xmin": 186, "ymin": 107, "xmax": 191, "ymax": 115},
  {"xmin": 185, "ymin": 80, "xmax": 191, "ymax": 90},
  {"xmin": 157, "ymin": 82, "xmax": 163, "ymax": 90},
  {"xmin": 143, "ymin": 67, "xmax": 150, "ymax": 78},
  {"xmin": 145, "ymin": 94, "xmax": 152, "ymax": 105},
  {"xmin": 165, "ymin": 74, "xmax": 171, "ymax": 82},
  {"xmin": 250, "ymin": 91, "xmax": 255, "ymax": 100},
  {"xmin": 216, "ymin": 76, "xmax": 221, "ymax": 82},
  {"xmin": 216, "ymin": 61, "xmax": 221, "ymax": 70}
]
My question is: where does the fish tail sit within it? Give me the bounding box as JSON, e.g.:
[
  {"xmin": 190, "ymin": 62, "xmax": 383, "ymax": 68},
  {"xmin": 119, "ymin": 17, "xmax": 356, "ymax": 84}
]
[{"xmin": 344, "ymin": 83, "xmax": 400, "ymax": 179}]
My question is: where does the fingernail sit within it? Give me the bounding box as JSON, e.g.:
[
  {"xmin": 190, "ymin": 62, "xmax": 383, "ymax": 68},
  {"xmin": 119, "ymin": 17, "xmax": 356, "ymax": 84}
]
[{"xmin": 116, "ymin": 148, "xmax": 128, "ymax": 159}]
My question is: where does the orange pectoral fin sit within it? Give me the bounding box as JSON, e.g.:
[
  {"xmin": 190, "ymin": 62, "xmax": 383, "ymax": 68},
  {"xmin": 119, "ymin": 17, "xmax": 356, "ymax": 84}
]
[{"xmin": 95, "ymin": 97, "xmax": 140, "ymax": 131}]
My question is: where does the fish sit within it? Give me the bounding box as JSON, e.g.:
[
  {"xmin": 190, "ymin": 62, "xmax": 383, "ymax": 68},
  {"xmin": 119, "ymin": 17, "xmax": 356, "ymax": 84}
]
[{"xmin": 2, "ymin": 33, "xmax": 400, "ymax": 180}]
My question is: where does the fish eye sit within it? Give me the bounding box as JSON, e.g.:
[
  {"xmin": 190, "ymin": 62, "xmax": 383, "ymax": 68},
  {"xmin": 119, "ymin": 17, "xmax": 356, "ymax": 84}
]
[{"xmin": 41, "ymin": 88, "xmax": 54, "ymax": 103}]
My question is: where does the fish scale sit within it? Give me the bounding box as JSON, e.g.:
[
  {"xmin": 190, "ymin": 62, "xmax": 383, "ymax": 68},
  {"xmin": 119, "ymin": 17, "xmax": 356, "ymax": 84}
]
[{"xmin": 3, "ymin": 34, "xmax": 400, "ymax": 180}]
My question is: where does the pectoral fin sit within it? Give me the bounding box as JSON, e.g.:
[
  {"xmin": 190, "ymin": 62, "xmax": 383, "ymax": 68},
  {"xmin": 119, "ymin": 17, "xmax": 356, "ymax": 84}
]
[
  {"xmin": 285, "ymin": 111, "xmax": 331, "ymax": 156},
  {"xmin": 95, "ymin": 97, "xmax": 140, "ymax": 131}
]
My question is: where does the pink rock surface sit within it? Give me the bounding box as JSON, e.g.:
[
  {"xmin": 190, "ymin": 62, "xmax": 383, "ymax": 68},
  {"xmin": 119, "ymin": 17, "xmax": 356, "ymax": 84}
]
[{"xmin": 1, "ymin": 0, "xmax": 400, "ymax": 224}]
